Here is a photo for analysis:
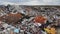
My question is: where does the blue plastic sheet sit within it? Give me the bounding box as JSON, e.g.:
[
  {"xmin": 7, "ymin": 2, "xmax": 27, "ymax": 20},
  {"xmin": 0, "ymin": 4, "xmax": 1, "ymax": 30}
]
[{"xmin": 14, "ymin": 28, "xmax": 19, "ymax": 33}]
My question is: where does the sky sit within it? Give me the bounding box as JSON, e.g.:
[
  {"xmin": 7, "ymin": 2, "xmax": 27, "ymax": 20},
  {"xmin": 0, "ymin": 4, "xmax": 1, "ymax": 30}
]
[{"xmin": 0, "ymin": 0, "xmax": 60, "ymax": 5}]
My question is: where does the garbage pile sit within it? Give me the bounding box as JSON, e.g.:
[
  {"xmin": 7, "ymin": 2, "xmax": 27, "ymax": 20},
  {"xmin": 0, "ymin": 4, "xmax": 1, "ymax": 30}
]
[{"xmin": 0, "ymin": 5, "xmax": 60, "ymax": 34}]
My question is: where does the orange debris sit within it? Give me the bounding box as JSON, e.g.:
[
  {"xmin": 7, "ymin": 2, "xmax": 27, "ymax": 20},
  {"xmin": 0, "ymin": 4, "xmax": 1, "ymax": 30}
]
[{"xmin": 34, "ymin": 16, "xmax": 46, "ymax": 24}]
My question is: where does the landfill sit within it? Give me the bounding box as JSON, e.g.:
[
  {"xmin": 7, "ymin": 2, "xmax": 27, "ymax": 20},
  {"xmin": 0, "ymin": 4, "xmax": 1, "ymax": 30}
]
[{"xmin": 0, "ymin": 5, "xmax": 60, "ymax": 34}]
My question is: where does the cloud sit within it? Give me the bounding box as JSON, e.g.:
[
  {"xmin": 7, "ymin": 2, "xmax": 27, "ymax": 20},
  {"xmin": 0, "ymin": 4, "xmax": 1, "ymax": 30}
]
[
  {"xmin": 20, "ymin": 0, "xmax": 60, "ymax": 5},
  {"xmin": 20, "ymin": 0, "xmax": 46, "ymax": 5},
  {"xmin": 0, "ymin": 0, "xmax": 60, "ymax": 5},
  {"xmin": 42, "ymin": 0, "xmax": 60, "ymax": 4},
  {"xmin": 0, "ymin": 1, "xmax": 20, "ymax": 5},
  {"xmin": 20, "ymin": 0, "xmax": 39, "ymax": 5}
]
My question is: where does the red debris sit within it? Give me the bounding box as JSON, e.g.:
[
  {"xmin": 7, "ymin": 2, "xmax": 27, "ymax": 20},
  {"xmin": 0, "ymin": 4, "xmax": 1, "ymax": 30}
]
[{"xmin": 34, "ymin": 16, "xmax": 46, "ymax": 24}]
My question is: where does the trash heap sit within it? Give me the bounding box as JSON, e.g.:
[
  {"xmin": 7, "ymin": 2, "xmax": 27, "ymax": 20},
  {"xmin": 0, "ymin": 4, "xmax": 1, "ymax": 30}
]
[{"xmin": 0, "ymin": 5, "xmax": 60, "ymax": 34}]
